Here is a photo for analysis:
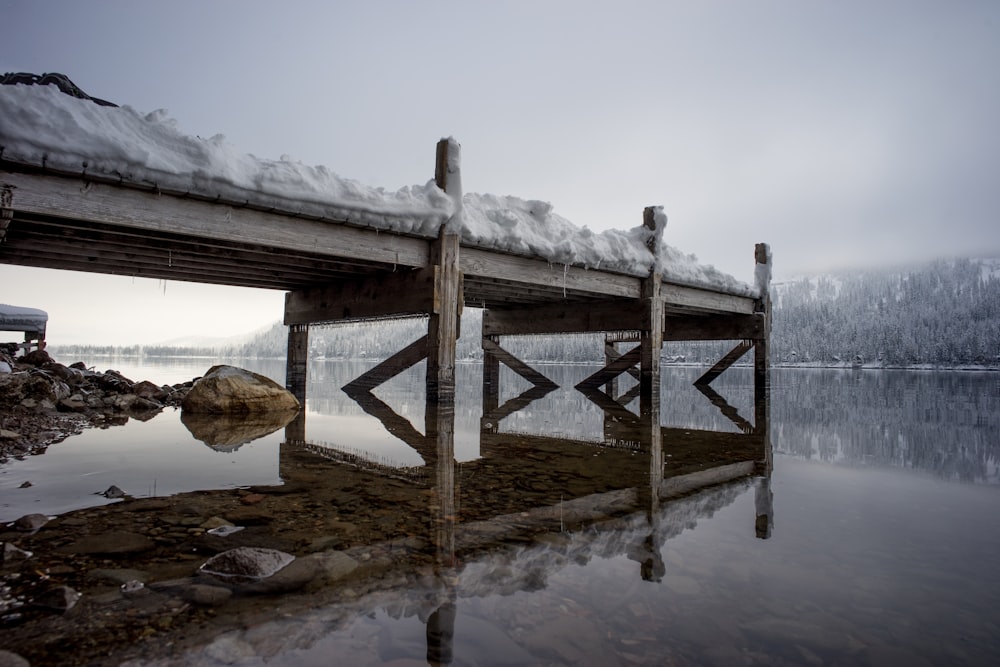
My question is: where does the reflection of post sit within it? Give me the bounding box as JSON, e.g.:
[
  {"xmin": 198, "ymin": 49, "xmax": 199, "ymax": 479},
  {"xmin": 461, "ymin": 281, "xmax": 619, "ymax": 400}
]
[
  {"xmin": 755, "ymin": 474, "xmax": 774, "ymax": 539},
  {"xmin": 283, "ymin": 409, "xmax": 306, "ymax": 445},
  {"xmin": 426, "ymin": 599, "xmax": 456, "ymax": 666},
  {"xmin": 285, "ymin": 323, "xmax": 309, "ymax": 404},
  {"xmin": 481, "ymin": 334, "xmax": 500, "ymax": 433},
  {"xmin": 425, "ymin": 391, "xmax": 458, "ymax": 666},
  {"xmin": 425, "ymin": 397, "xmax": 457, "ymax": 570}
]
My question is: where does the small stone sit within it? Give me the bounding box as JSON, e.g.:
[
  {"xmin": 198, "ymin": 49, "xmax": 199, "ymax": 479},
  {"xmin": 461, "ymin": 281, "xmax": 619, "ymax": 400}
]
[
  {"xmin": 181, "ymin": 584, "xmax": 232, "ymax": 607},
  {"xmin": 240, "ymin": 494, "xmax": 266, "ymax": 506},
  {"xmin": 0, "ymin": 429, "xmax": 21, "ymax": 440},
  {"xmin": 12, "ymin": 513, "xmax": 48, "ymax": 532},
  {"xmin": 120, "ymin": 580, "xmax": 146, "ymax": 595},
  {"xmin": 102, "ymin": 484, "xmax": 127, "ymax": 499},
  {"xmin": 3, "ymin": 542, "xmax": 33, "ymax": 562},
  {"xmin": 18, "ymin": 481, "xmax": 32, "ymax": 488},
  {"xmin": 198, "ymin": 546, "xmax": 295, "ymax": 584},
  {"xmin": 0, "ymin": 650, "xmax": 30, "ymax": 667},
  {"xmin": 200, "ymin": 516, "xmax": 233, "ymax": 530},
  {"xmin": 35, "ymin": 585, "xmax": 82, "ymax": 612}
]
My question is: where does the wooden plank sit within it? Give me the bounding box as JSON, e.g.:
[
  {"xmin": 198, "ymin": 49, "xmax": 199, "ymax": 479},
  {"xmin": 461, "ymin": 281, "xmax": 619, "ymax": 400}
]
[
  {"xmin": 661, "ymin": 282, "xmax": 756, "ymax": 314},
  {"xmin": 3, "ymin": 234, "xmax": 346, "ymax": 287},
  {"xmin": 694, "ymin": 340, "xmax": 753, "ymax": 385},
  {"xmin": 0, "ymin": 253, "xmax": 297, "ymax": 290},
  {"xmin": 342, "ymin": 335, "xmax": 428, "ymax": 393},
  {"xmin": 8, "ymin": 215, "xmax": 390, "ymax": 274},
  {"xmin": 662, "ymin": 314, "xmax": 765, "ymax": 341},
  {"xmin": 1, "ymin": 171, "xmax": 431, "ymax": 268},
  {"xmin": 482, "ymin": 299, "xmax": 646, "ymax": 336},
  {"xmin": 576, "ymin": 345, "xmax": 642, "ymax": 390},
  {"xmin": 461, "ymin": 247, "xmax": 640, "ymax": 299},
  {"xmin": 284, "ymin": 268, "xmax": 436, "ymax": 325},
  {"xmin": 481, "ymin": 339, "xmax": 557, "ymax": 388}
]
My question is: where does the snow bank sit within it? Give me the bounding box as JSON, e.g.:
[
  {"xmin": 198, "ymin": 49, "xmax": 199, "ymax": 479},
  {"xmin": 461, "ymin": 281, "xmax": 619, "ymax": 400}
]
[{"xmin": 0, "ymin": 83, "xmax": 756, "ymax": 296}]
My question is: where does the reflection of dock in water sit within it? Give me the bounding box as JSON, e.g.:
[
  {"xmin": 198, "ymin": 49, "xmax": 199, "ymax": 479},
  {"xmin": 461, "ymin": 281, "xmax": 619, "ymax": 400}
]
[{"xmin": 266, "ymin": 362, "xmax": 773, "ymax": 665}]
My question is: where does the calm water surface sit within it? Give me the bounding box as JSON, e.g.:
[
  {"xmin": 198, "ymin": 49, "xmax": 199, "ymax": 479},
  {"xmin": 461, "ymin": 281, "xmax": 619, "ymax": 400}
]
[{"xmin": 1, "ymin": 356, "xmax": 998, "ymax": 666}]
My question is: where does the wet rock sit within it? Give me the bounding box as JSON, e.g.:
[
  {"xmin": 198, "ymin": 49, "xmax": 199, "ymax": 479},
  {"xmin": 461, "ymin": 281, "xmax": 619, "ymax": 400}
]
[
  {"xmin": 200, "ymin": 516, "xmax": 233, "ymax": 530},
  {"xmin": 57, "ymin": 395, "xmax": 87, "ymax": 413},
  {"xmin": 237, "ymin": 554, "xmax": 322, "ymax": 594},
  {"xmin": 35, "ymin": 585, "xmax": 81, "ymax": 612},
  {"xmin": 181, "ymin": 365, "xmax": 300, "ymax": 414},
  {"xmin": 0, "ymin": 650, "xmax": 30, "ymax": 667},
  {"xmin": 87, "ymin": 568, "xmax": 149, "ymax": 586},
  {"xmin": 315, "ymin": 550, "xmax": 359, "ymax": 582},
  {"xmin": 18, "ymin": 349, "xmax": 53, "ymax": 367},
  {"xmin": 12, "ymin": 513, "xmax": 48, "ymax": 532},
  {"xmin": 181, "ymin": 583, "xmax": 232, "ymax": 606},
  {"xmin": 198, "ymin": 546, "xmax": 295, "ymax": 585},
  {"xmin": 60, "ymin": 531, "xmax": 155, "ymax": 555},
  {"xmin": 2, "ymin": 542, "xmax": 33, "ymax": 562},
  {"xmin": 132, "ymin": 380, "xmax": 166, "ymax": 400},
  {"xmin": 102, "ymin": 484, "xmax": 127, "ymax": 499},
  {"xmin": 1, "ymin": 429, "xmax": 21, "ymax": 440}
]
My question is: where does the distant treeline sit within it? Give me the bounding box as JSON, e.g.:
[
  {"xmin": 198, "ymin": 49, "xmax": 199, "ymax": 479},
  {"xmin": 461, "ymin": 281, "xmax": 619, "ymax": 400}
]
[{"xmin": 50, "ymin": 257, "xmax": 1000, "ymax": 368}]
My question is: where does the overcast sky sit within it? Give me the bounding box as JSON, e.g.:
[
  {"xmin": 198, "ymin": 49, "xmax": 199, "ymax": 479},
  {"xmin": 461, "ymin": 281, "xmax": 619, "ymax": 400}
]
[{"xmin": 2, "ymin": 0, "xmax": 999, "ymax": 345}]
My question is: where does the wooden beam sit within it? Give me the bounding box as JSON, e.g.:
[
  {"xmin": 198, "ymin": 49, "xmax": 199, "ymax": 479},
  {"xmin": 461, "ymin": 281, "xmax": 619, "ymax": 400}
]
[
  {"xmin": 662, "ymin": 314, "xmax": 766, "ymax": 341},
  {"xmin": 482, "ymin": 299, "xmax": 646, "ymax": 336},
  {"xmin": 342, "ymin": 335, "xmax": 428, "ymax": 393},
  {"xmin": 694, "ymin": 340, "xmax": 753, "ymax": 386},
  {"xmin": 461, "ymin": 247, "xmax": 640, "ymax": 300},
  {"xmin": 481, "ymin": 338, "xmax": 557, "ymax": 389},
  {"xmin": 284, "ymin": 267, "xmax": 436, "ymax": 325},
  {"xmin": 661, "ymin": 283, "xmax": 756, "ymax": 314},
  {"xmin": 0, "ymin": 170, "xmax": 432, "ymax": 268},
  {"xmin": 576, "ymin": 344, "xmax": 642, "ymax": 390}
]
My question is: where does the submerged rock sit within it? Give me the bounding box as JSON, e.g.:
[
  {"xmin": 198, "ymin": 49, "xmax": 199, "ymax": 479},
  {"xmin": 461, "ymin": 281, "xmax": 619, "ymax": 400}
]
[
  {"xmin": 12, "ymin": 513, "xmax": 48, "ymax": 532},
  {"xmin": 198, "ymin": 546, "xmax": 295, "ymax": 585},
  {"xmin": 181, "ymin": 365, "xmax": 300, "ymax": 414}
]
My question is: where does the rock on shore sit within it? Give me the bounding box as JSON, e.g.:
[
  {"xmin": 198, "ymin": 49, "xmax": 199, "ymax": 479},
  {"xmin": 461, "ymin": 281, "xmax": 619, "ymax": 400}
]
[{"xmin": 0, "ymin": 344, "xmax": 194, "ymax": 461}]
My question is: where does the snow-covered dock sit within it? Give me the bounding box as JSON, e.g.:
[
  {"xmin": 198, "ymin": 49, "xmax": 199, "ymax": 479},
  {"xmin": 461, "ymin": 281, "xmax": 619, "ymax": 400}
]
[
  {"xmin": 0, "ymin": 75, "xmax": 771, "ymax": 411},
  {"xmin": 0, "ymin": 303, "xmax": 47, "ymax": 351}
]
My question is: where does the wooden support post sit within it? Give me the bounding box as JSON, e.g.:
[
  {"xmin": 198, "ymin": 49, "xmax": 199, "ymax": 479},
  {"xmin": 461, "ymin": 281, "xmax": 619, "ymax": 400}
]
[
  {"xmin": 753, "ymin": 243, "xmax": 772, "ymax": 436},
  {"xmin": 285, "ymin": 323, "xmax": 309, "ymax": 404},
  {"xmin": 482, "ymin": 334, "xmax": 500, "ymax": 431},
  {"xmin": 639, "ymin": 206, "xmax": 664, "ymax": 417},
  {"xmin": 0, "ymin": 184, "xmax": 12, "ymax": 243},
  {"xmin": 427, "ymin": 138, "xmax": 464, "ymax": 405}
]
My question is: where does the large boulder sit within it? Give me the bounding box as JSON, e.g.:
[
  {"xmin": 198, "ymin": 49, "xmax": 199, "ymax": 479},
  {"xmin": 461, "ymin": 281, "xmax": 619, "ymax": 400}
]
[{"xmin": 181, "ymin": 365, "xmax": 300, "ymax": 414}]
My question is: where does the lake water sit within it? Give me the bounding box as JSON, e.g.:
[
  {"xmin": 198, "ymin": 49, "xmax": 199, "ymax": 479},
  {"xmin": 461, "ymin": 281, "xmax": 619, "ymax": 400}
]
[{"xmin": 1, "ymin": 355, "xmax": 999, "ymax": 666}]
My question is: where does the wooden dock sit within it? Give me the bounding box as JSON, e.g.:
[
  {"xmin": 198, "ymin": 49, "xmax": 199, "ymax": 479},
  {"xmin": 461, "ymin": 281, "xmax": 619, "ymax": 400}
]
[{"xmin": 1, "ymin": 138, "xmax": 770, "ymax": 412}]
